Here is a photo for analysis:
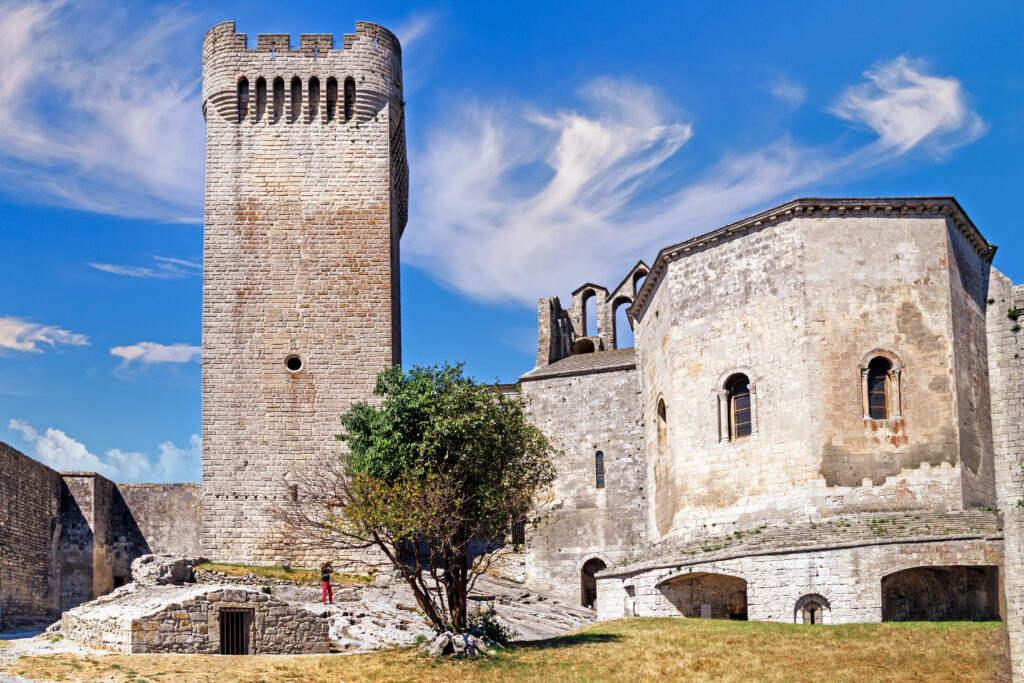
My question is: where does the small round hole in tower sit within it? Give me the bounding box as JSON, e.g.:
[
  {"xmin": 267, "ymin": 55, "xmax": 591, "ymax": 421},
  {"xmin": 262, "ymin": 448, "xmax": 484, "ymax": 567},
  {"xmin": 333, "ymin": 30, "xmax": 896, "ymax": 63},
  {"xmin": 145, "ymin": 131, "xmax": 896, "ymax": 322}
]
[{"xmin": 285, "ymin": 355, "xmax": 304, "ymax": 373}]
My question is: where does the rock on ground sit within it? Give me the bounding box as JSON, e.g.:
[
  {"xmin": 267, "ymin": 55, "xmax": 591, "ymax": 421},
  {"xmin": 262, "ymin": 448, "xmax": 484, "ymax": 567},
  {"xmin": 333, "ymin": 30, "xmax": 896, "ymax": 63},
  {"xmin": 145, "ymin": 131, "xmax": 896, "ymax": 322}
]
[{"xmin": 130, "ymin": 554, "xmax": 198, "ymax": 587}]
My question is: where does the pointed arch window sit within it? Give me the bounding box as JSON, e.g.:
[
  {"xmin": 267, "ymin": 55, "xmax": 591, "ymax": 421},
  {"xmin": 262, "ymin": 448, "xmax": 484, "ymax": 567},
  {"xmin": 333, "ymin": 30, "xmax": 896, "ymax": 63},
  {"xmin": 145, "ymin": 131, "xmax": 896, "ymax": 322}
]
[{"xmin": 595, "ymin": 451, "xmax": 605, "ymax": 489}]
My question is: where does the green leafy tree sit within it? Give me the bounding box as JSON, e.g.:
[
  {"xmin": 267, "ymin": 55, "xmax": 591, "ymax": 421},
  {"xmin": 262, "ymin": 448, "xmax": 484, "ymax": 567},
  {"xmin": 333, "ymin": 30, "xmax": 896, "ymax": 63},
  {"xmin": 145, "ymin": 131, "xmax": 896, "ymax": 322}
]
[{"xmin": 276, "ymin": 363, "xmax": 556, "ymax": 632}]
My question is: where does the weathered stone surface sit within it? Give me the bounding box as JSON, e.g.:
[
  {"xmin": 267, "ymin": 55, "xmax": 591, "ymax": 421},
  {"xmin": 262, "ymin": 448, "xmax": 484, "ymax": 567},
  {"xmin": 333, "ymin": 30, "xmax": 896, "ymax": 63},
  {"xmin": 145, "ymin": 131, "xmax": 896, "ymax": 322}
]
[
  {"xmin": 130, "ymin": 555, "xmax": 197, "ymax": 587},
  {"xmin": 200, "ymin": 21, "xmax": 407, "ymax": 567}
]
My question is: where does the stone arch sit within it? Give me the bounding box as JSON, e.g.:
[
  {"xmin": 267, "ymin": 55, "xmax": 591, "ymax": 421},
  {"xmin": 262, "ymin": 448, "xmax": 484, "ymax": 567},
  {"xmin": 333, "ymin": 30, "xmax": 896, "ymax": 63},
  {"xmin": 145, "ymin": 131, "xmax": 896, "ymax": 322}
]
[
  {"xmin": 325, "ymin": 77, "xmax": 338, "ymax": 122},
  {"xmin": 656, "ymin": 571, "xmax": 747, "ymax": 620},
  {"xmin": 580, "ymin": 288, "xmax": 598, "ymax": 337},
  {"xmin": 794, "ymin": 594, "xmax": 831, "ymax": 624},
  {"xmin": 860, "ymin": 349, "xmax": 904, "ymax": 420},
  {"xmin": 272, "ymin": 77, "xmax": 285, "ymax": 123},
  {"xmin": 254, "ymin": 77, "xmax": 266, "ymax": 122},
  {"xmin": 237, "ymin": 77, "xmax": 249, "ymax": 123},
  {"xmin": 632, "ymin": 268, "xmax": 648, "ymax": 295},
  {"xmin": 571, "ymin": 338, "xmax": 595, "ymax": 355},
  {"xmin": 289, "ymin": 76, "xmax": 302, "ymax": 123},
  {"xmin": 715, "ymin": 367, "xmax": 761, "ymax": 442},
  {"xmin": 612, "ymin": 295, "xmax": 634, "ymax": 348},
  {"xmin": 581, "ymin": 557, "xmax": 609, "ymax": 608},
  {"xmin": 344, "ymin": 77, "xmax": 356, "ymax": 122},
  {"xmin": 881, "ymin": 565, "xmax": 1000, "ymax": 622},
  {"xmin": 308, "ymin": 76, "xmax": 320, "ymax": 122}
]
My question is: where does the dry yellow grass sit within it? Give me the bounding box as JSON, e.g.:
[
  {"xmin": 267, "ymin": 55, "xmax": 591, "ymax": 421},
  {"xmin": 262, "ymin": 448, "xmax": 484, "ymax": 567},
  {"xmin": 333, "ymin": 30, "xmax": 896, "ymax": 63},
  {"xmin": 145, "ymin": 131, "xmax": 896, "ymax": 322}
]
[
  {"xmin": 1, "ymin": 618, "xmax": 1010, "ymax": 683},
  {"xmin": 0, "ymin": 640, "xmax": 12, "ymax": 649},
  {"xmin": 195, "ymin": 562, "xmax": 372, "ymax": 588}
]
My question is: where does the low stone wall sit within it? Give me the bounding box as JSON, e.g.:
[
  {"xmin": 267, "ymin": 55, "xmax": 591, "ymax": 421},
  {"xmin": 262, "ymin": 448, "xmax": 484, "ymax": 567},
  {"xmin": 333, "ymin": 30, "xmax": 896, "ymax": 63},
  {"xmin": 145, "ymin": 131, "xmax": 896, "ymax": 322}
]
[
  {"xmin": 61, "ymin": 584, "xmax": 329, "ymax": 654},
  {"xmin": 596, "ymin": 537, "xmax": 1003, "ymax": 624}
]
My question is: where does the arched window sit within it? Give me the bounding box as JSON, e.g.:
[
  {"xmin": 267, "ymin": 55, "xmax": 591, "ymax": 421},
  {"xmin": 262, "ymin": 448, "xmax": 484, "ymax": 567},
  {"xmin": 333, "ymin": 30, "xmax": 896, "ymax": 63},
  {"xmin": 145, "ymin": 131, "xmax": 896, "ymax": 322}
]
[
  {"xmin": 726, "ymin": 374, "xmax": 752, "ymax": 440},
  {"xmin": 326, "ymin": 77, "xmax": 338, "ymax": 122},
  {"xmin": 254, "ymin": 77, "xmax": 266, "ymax": 122},
  {"xmin": 290, "ymin": 77, "xmax": 301, "ymax": 123},
  {"xmin": 344, "ymin": 77, "xmax": 356, "ymax": 122},
  {"xmin": 595, "ymin": 451, "xmax": 605, "ymax": 489},
  {"xmin": 272, "ymin": 77, "xmax": 285, "ymax": 123},
  {"xmin": 308, "ymin": 77, "xmax": 320, "ymax": 122},
  {"xmin": 794, "ymin": 594, "xmax": 831, "ymax": 624},
  {"xmin": 867, "ymin": 357, "xmax": 891, "ymax": 419},
  {"xmin": 236, "ymin": 77, "xmax": 249, "ymax": 123},
  {"xmin": 632, "ymin": 269, "xmax": 648, "ymax": 296},
  {"xmin": 571, "ymin": 338, "xmax": 595, "ymax": 355},
  {"xmin": 612, "ymin": 296, "xmax": 633, "ymax": 349},
  {"xmin": 657, "ymin": 399, "xmax": 668, "ymax": 460}
]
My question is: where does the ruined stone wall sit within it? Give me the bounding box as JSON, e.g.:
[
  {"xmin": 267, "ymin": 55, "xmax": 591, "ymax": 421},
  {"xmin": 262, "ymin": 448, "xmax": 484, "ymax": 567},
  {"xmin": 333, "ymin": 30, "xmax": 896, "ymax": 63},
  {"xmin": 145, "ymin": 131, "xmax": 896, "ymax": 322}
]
[
  {"xmin": 113, "ymin": 484, "xmax": 202, "ymax": 580},
  {"xmin": 201, "ymin": 22, "xmax": 407, "ymax": 564},
  {"xmin": 519, "ymin": 361, "xmax": 646, "ymax": 604},
  {"xmin": 0, "ymin": 442, "xmax": 61, "ymax": 623},
  {"xmin": 59, "ymin": 473, "xmax": 117, "ymax": 611},
  {"xmin": 988, "ymin": 271, "xmax": 1024, "ymax": 680},
  {"xmin": 633, "ymin": 208, "xmax": 992, "ymax": 545}
]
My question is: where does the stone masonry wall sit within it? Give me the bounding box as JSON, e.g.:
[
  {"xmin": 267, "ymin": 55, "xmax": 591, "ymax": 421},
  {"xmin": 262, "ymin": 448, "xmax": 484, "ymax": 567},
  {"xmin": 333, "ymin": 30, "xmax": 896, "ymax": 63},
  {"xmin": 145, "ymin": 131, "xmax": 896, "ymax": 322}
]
[
  {"xmin": 59, "ymin": 473, "xmax": 117, "ymax": 611},
  {"xmin": 520, "ymin": 362, "xmax": 646, "ymax": 605},
  {"xmin": 113, "ymin": 484, "xmax": 202, "ymax": 581},
  {"xmin": 0, "ymin": 442, "xmax": 61, "ymax": 624},
  {"xmin": 632, "ymin": 207, "xmax": 992, "ymax": 546},
  {"xmin": 201, "ymin": 21, "xmax": 407, "ymax": 565},
  {"xmin": 988, "ymin": 270, "xmax": 1024, "ymax": 680},
  {"xmin": 596, "ymin": 537, "xmax": 1001, "ymax": 624}
]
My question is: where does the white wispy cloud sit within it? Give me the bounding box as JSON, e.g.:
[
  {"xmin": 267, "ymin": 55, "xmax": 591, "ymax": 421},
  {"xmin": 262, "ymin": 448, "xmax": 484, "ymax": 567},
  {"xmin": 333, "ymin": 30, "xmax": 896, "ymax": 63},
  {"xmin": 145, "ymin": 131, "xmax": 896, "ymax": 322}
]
[
  {"xmin": 90, "ymin": 256, "xmax": 202, "ymax": 279},
  {"xmin": 406, "ymin": 58, "xmax": 983, "ymax": 305},
  {"xmin": 0, "ymin": 0, "xmax": 204, "ymax": 220},
  {"xmin": 9, "ymin": 418, "xmax": 200, "ymax": 482},
  {"xmin": 769, "ymin": 76, "xmax": 806, "ymax": 106},
  {"xmin": 0, "ymin": 315, "xmax": 89, "ymax": 352},
  {"xmin": 831, "ymin": 56, "xmax": 986, "ymax": 158},
  {"xmin": 110, "ymin": 342, "xmax": 201, "ymax": 364}
]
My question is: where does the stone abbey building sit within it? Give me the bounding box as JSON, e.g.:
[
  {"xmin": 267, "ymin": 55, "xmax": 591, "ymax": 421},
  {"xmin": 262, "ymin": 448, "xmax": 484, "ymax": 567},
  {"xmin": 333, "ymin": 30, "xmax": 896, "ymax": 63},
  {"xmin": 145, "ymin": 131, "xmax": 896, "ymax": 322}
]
[{"xmin": 2, "ymin": 17, "xmax": 1023, "ymax": 680}]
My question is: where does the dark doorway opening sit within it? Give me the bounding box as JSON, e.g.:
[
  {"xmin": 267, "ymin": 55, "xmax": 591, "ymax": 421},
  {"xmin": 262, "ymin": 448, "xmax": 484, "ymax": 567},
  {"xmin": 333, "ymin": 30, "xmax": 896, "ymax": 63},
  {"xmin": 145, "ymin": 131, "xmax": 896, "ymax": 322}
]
[
  {"xmin": 881, "ymin": 565, "xmax": 1000, "ymax": 621},
  {"xmin": 581, "ymin": 559, "xmax": 607, "ymax": 608},
  {"xmin": 220, "ymin": 608, "xmax": 254, "ymax": 654}
]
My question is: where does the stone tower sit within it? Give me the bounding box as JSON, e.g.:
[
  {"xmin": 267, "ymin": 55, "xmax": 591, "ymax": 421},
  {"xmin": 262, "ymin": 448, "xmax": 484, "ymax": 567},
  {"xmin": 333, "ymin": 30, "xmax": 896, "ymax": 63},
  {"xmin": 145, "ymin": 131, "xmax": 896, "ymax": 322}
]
[{"xmin": 200, "ymin": 21, "xmax": 407, "ymax": 563}]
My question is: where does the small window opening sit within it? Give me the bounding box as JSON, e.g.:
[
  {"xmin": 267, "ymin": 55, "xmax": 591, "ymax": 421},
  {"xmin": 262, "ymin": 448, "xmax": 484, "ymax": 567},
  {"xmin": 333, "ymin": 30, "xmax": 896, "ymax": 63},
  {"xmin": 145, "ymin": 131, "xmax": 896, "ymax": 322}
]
[
  {"xmin": 237, "ymin": 77, "xmax": 249, "ymax": 123},
  {"xmin": 867, "ymin": 357, "xmax": 891, "ymax": 420},
  {"xmin": 632, "ymin": 270, "xmax": 647, "ymax": 295},
  {"xmin": 583, "ymin": 290, "xmax": 597, "ymax": 337},
  {"xmin": 308, "ymin": 77, "xmax": 320, "ymax": 122},
  {"xmin": 290, "ymin": 77, "xmax": 301, "ymax": 123},
  {"xmin": 219, "ymin": 608, "xmax": 253, "ymax": 655},
  {"xmin": 113, "ymin": 576, "xmax": 128, "ymax": 588},
  {"xmin": 727, "ymin": 374, "xmax": 752, "ymax": 440},
  {"xmin": 801, "ymin": 601, "xmax": 823, "ymax": 624},
  {"xmin": 344, "ymin": 77, "xmax": 355, "ymax": 122},
  {"xmin": 272, "ymin": 77, "xmax": 284, "ymax": 123},
  {"xmin": 326, "ymin": 77, "xmax": 338, "ymax": 122},
  {"xmin": 255, "ymin": 77, "xmax": 266, "ymax": 122},
  {"xmin": 512, "ymin": 518, "xmax": 526, "ymax": 545},
  {"xmin": 289, "ymin": 484, "xmax": 299, "ymax": 502},
  {"xmin": 285, "ymin": 355, "xmax": 303, "ymax": 372},
  {"xmin": 571, "ymin": 338, "xmax": 595, "ymax": 355},
  {"xmin": 657, "ymin": 399, "xmax": 668, "ymax": 460},
  {"xmin": 595, "ymin": 451, "xmax": 605, "ymax": 489}
]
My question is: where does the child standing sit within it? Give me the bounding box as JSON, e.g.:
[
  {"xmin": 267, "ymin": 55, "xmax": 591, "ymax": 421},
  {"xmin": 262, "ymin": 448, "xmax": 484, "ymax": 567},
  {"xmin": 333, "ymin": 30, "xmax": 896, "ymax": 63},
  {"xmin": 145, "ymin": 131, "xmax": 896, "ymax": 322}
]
[{"xmin": 320, "ymin": 561, "xmax": 333, "ymax": 604}]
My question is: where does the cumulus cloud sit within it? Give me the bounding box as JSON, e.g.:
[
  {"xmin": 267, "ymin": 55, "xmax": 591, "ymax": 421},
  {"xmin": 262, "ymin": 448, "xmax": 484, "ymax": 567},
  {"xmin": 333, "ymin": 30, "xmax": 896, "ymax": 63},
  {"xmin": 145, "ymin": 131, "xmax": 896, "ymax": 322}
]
[
  {"xmin": 831, "ymin": 56, "xmax": 985, "ymax": 158},
  {"xmin": 0, "ymin": 0, "xmax": 204, "ymax": 220},
  {"xmin": 0, "ymin": 315, "xmax": 89, "ymax": 352},
  {"xmin": 9, "ymin": 419, "xmax": 200, "ymax": 482},
  {"xmin": 110, "ymin": 342, "xmax": 201, "ymax": 364},
  {"xmin": 90, "ymin": 256, "xmax": 202, "ymax": 279},
  {"xmin": 407, "ymin": 58, "xmax": 983, "ymax": 305}
]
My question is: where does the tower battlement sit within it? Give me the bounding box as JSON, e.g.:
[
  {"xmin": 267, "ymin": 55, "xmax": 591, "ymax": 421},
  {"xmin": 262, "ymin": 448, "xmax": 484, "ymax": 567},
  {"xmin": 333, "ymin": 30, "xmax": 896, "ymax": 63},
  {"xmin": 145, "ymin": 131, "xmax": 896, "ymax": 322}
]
[{"xmin": 203, "ymin": 21, "xmax": 401, "ymax": 60}]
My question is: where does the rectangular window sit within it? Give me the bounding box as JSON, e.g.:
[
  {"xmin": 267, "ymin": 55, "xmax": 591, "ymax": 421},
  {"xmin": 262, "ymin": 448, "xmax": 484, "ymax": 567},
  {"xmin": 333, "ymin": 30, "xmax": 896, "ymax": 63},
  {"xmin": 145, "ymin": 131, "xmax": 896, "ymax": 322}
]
[
  {"xmin": 595, "ymin": 451, "xmax": 605, "ymax": 489},
  {"xmin": 512, "ymin": 519, "xmax": 526, "ymax": 545},
  {"xmin": 731, "ymin": 392, "xmax": 751, "ymax": 439},
  {"xmin": 868, "ymin": 373, "xmax": 887, "ymax": 419}
]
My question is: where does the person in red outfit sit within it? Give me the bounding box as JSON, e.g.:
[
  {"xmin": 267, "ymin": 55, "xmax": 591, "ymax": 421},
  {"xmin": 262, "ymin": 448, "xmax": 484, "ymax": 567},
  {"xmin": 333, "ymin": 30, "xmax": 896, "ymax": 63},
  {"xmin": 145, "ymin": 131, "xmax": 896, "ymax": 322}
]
[{"xmin": 320, "ymin": 561, "xmax": 333, "ymax": 603}]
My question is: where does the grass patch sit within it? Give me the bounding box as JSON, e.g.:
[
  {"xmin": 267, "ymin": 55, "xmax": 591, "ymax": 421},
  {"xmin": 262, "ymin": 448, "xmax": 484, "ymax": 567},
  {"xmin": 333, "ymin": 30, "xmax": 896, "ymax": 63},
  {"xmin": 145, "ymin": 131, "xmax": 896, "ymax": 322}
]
[
  {"xmin": 1, "ymin": 617, "xmax": 1011, "ymax": 682},
  {"xmin": 195, "ymin": 562, "xmax": 372, "ymax": 588}
]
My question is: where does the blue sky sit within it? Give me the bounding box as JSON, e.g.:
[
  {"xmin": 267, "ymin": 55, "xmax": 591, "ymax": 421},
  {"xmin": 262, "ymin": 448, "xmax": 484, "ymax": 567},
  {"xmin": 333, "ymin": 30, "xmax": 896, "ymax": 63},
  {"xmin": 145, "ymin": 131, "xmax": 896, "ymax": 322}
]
[{"xmin": 1, "ymin": 0, "xmax": 1021, "ymax": 482}]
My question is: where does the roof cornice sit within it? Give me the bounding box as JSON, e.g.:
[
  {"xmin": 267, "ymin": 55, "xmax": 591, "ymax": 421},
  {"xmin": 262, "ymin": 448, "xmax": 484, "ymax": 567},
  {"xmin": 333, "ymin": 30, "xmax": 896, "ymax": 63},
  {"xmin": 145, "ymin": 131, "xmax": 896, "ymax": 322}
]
[{"xmin": 631, "ymin": 197, "xmax": 996, "ymax": 320}]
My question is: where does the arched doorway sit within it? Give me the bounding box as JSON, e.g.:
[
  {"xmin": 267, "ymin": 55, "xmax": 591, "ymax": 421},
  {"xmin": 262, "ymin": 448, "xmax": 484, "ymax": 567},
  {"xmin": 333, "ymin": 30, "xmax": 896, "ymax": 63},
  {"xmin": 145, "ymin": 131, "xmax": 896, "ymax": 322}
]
[
  {"xmin": 794, "ymin": 594, "xmax": 831, "ymax": 624},
  {"xmin": 581, "ymin": 558, "xmax": 607, "ymax": 608},
  {"xmin": 881, "ymin": 565, "xmax": 1000, "ymax": 621},
  {"xmin": 658, "ymin": 572, "xmax": 747, "ymax": 620}
]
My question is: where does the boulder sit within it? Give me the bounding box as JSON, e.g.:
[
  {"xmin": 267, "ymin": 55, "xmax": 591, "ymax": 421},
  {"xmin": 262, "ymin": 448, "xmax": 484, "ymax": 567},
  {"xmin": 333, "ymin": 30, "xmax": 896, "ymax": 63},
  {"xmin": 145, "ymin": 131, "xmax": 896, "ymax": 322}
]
[
  {"xmin": 418, "ymin": 630, "xmax": 498, "ymax": 657},
  {"xmin": 130, "ymin": 554, "xmax": 197, "ymax": 587}
]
